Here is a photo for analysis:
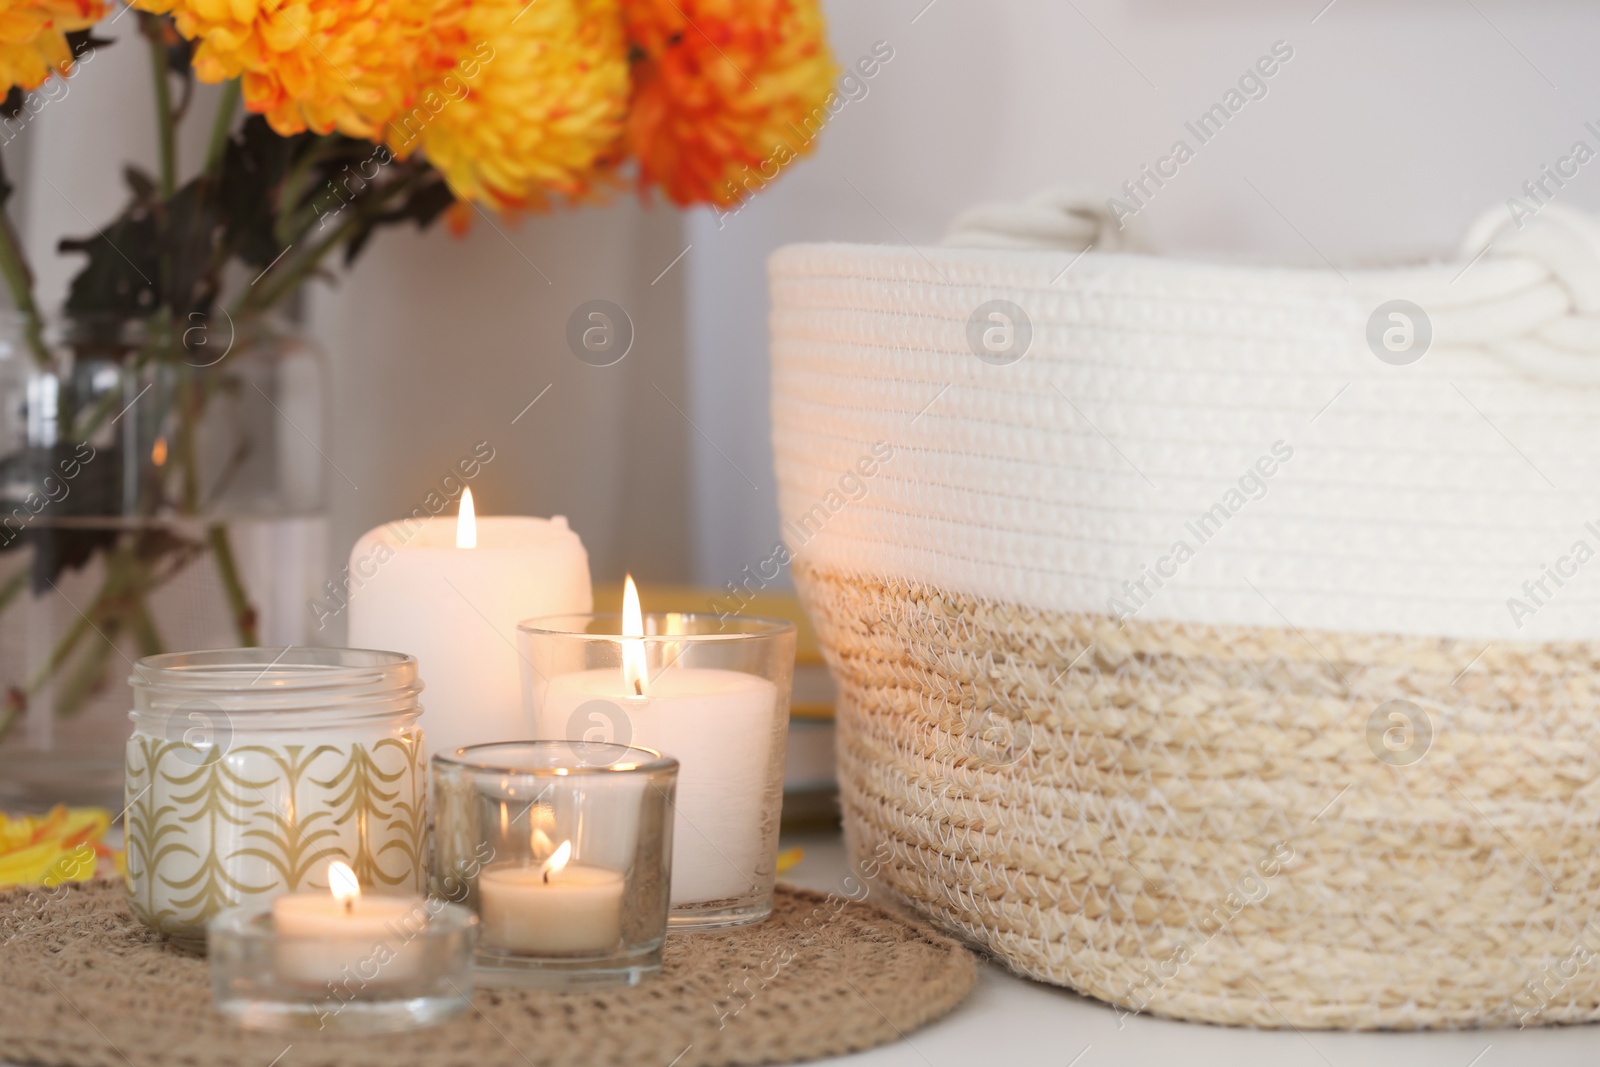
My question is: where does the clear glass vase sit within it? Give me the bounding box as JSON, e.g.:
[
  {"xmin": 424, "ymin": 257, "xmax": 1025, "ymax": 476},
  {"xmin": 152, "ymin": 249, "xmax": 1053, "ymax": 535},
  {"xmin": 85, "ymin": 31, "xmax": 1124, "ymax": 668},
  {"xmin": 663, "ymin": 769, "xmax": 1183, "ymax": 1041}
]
[{"xmin": 0, "ymin": 313, "xmax": 329, "ymax": 809}]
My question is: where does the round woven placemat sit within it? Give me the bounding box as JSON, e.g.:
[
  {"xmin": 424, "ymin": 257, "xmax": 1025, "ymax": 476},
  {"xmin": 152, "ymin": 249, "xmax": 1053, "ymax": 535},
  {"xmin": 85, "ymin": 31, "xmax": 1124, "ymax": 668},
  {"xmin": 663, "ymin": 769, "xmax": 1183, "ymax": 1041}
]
[{"xmin": 0, "ymin": 880, "xmax": 975, "ymax": 1067}]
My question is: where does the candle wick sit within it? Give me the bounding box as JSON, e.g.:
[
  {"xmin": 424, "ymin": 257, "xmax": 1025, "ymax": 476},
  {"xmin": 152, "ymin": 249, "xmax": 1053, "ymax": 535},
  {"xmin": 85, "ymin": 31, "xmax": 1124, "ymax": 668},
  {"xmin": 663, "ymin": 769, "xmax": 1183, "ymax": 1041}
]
[
  {"xmin": 632, "ymin": 677, "xmax": 642, "ymax": 697},
  {"xmin": 344, "ymin": 898, "xmax": 353, "ymax": 915},
  {"xmin": 543, "ymin": 867, "xmax": 551, "ymax": 885}
]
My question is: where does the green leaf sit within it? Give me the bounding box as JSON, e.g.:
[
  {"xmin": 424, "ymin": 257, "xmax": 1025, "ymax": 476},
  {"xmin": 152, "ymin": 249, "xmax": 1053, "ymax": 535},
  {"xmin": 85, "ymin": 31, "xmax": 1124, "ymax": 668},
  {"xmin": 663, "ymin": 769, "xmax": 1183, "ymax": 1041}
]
[
  {"xmin": 64, "ymin": 29, "xmax": 112, "ymax": 63},
  {"xmin": 124, "ymin": 165, "xmax": 159, "ymax": 206},
  {"xmin": 163, "ymin": 177, "xmax": 223, "ymax": 315},
  {"xmin": 59, "ymin": 210, "xmax": 160, "ymax": 319},
  {"xmin": 0, "ymin": 140, "xmax": 12, "ymax": 210},
  {"xmin": 217, "ymin": 116, "xmax": 298, "ymax": 268},
  {"xmin": 342, "ymin": 172, "xmax": 455, "ymax": 265}
]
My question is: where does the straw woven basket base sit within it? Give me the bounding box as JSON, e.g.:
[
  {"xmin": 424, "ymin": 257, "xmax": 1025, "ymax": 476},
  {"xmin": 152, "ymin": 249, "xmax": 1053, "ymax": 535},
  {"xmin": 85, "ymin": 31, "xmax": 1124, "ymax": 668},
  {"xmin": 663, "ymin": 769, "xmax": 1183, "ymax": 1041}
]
[{"xmin": 795, "ymin": 560, "xmax": 1600, "ymax": 1030}]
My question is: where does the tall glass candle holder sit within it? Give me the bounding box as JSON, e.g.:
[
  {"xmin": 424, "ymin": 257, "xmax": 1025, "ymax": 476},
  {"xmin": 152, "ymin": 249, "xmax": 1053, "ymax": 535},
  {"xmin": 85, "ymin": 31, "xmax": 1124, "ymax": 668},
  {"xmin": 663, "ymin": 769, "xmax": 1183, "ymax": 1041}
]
[
  {"xmin": 431, "ymin": 741, "xmax": 678, "ymax": 988},
  {"xmin": 517, "ymin": 612, "xmax": 795, "ymax": 928}
]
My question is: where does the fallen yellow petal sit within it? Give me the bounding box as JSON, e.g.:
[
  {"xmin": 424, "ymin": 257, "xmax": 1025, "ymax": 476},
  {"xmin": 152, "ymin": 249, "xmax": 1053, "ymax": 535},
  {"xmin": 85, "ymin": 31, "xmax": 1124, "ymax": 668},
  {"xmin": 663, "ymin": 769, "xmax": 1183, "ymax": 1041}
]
[{"xmin": 0, "ymin": 805, "xmax": 116, "ymax": 887}]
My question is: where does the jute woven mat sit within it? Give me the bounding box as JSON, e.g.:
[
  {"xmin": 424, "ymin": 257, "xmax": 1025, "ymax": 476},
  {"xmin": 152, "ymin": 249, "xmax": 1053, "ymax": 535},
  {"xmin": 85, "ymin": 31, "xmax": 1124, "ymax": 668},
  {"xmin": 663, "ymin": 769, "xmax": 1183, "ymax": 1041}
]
[{"xmin": 0, "ymin": 880, "xmax": 975, "ymax": 1067}]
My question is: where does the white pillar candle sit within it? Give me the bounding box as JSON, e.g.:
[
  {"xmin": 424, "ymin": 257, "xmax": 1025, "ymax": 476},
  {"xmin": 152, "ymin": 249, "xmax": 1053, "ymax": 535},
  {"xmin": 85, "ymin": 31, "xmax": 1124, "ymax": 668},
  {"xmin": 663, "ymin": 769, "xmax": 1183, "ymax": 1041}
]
[
  {"xmin": 477, "ymin": 845, "xmax": 625, "ymax": 954},
  {"xmin": 348, "ymin": 490, "xmax": 592, "ymax": 759},
  {"xmin": 271, "ymin": 862, "xmax": 427, "ymax": 987},
  {"xmin": 539, "ymin": 651, "xmax": 778, "ymax": 906}
]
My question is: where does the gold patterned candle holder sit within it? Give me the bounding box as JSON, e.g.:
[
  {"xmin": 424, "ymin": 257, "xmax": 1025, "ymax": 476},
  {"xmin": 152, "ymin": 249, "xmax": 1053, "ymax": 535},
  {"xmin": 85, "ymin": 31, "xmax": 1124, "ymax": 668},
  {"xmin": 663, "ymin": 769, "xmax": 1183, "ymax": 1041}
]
[{"xmin": 125, "ymin": 648, "xmax": 428, "ymax": 950}]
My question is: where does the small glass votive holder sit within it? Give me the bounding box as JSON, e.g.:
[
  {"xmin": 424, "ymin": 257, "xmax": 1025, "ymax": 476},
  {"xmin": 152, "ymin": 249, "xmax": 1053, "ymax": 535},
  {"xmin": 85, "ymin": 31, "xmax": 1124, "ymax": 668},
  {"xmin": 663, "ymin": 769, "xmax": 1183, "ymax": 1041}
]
[
  {"xmin": 207, "ymin": 898, "xmax": 477, "ymax": 1034},
  {"xmin": 518, "ymin": 612, "xmax": 795, "ymax": 929},
  {"xmin": 431, "ymin": 741, "xmax": 678, "ymax": 988}
]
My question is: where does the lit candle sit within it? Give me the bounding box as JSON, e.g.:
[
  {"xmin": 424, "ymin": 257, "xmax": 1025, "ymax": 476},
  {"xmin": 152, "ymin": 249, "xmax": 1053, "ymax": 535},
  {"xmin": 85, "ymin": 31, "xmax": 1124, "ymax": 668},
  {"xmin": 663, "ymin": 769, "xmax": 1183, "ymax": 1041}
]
[
  {"xmin": 539, "ymin": 577, "xmax": 779, "ymax": 906},
  {"xmin": 477, "ymin": 840, "xmax": 626, "ymax": 954},
  {"xmin": 348, "ymin": 489, "xmax": 593, "ymax": 759},
  {"xmin": 271, "ymin": 862, "xmax": 427, "ymax": 986}
]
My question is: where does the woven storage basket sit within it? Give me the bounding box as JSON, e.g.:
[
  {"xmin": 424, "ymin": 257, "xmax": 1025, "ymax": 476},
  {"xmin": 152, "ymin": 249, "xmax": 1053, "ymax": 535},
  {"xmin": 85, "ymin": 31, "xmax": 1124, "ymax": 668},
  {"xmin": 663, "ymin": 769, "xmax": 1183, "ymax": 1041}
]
[{"xmin": 770, "ymin": 192, "xmax": 1600, "ymax": 1029}]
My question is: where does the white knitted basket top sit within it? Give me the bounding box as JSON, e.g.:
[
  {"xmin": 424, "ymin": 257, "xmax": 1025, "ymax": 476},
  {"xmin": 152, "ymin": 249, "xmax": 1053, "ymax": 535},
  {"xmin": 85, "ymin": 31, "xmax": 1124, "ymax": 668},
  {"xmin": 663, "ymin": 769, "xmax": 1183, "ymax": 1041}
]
[{"xmin": 769, "ymin": 193, "xmax": 1600, "ymax": 642}]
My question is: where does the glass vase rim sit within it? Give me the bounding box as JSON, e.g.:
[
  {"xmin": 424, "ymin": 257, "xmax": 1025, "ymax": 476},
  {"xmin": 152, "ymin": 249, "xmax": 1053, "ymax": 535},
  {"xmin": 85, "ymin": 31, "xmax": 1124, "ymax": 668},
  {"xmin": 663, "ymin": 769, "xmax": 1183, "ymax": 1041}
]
[
  {"xmin": 432, "ymin": 740, "xmax": 678, "ymax": 777},
  {"xmin": 0, "ymin": 309, "xmax": 304, "ymax": 354},
  {"xmin": 517, "ymin": 612, "xmax": 796, "ymax": 641}
]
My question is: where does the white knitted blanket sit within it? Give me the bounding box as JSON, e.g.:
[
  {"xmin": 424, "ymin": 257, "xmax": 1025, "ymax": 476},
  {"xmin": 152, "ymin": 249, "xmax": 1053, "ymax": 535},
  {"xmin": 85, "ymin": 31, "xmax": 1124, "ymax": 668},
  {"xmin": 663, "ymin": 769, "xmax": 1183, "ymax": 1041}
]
[{"xmin": 769, "ymin": 190, "xmax": 1600, "ymax": 641}]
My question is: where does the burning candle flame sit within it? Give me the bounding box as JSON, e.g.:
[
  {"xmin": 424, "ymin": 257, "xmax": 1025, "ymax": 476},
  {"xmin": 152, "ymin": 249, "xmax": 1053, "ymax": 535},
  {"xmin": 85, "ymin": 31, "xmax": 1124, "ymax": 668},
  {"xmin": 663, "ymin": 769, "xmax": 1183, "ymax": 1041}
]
[
  {"xmin": 541, "ymin": 840, "xmax": 572, "ymax": 884},
  {"xmin": 151, "ymin": 436, "xmax": 167, "ymax": 467},
  {"xmin": 329, "ymin": 860, "xmax": 360, "ymax": 913},
  {"xmin": 622, "ymin": 573, "xmax": 647, "ymax": 697},
  {"xmin": 456, "ymin": 487, "xmax": 477, "ymax": 549}
]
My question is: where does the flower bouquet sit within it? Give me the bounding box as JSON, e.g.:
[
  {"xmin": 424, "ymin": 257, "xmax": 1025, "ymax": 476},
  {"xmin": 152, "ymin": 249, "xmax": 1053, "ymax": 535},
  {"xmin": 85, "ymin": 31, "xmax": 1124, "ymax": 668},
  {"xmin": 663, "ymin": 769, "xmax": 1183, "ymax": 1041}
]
[{"xmin": 0, "ymin": 0, "xmax": 836, "ymax": 799}]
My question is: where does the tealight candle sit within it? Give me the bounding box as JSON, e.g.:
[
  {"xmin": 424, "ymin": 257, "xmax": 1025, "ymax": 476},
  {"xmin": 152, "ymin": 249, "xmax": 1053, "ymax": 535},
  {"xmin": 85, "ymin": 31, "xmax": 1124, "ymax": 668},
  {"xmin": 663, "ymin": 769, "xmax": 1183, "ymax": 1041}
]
[
  {"xmin": 477, "ymin": 841, "xmax": 626, "ymax": 954},
  {"xmin": 431, "ymin": 741, "xmax": 677, "ymax": 987},
  {"xmin": 272, "ymin": 862, "xmax": 427, "ymax": 986}
]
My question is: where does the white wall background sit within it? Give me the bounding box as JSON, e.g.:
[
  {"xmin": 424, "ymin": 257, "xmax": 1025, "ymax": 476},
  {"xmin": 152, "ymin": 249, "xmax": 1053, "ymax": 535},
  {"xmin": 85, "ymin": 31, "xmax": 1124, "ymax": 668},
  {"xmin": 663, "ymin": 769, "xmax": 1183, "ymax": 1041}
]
[
  {"xmin": 14, "ymin": 0, "xmax": 1600, "ymax": 620},
  {"xmin": 686, "ymin": 0, "xmax": 1600, "ymax": 596}
]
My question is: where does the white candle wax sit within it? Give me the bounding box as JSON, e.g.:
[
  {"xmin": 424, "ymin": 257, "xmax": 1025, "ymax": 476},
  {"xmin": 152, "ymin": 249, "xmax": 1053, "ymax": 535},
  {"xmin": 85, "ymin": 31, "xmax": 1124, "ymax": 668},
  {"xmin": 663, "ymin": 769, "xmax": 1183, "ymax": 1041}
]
[
  {"xmin": 271, "ymin": 892, "xmax": 428, "ymax": 987},
  {"xmin": 539, "ymin": 668, "xmax": 779, "ymax": 906},
  {"xmin": 348, "ymin": 514, "xmax": 591, "ymax": 759},
  {"xmin": 477, "ymin": 863, "xmax": 625, "ymax": 953}
]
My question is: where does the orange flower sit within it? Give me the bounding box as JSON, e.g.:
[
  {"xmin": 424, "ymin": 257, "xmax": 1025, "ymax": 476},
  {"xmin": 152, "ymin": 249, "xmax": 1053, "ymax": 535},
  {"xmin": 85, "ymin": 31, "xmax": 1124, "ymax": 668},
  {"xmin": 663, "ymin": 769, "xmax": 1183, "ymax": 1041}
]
[
  {"xmin": 133, "ymin": 0, "xmax": 466, "ymax": 139},
  {"xmin": 0, "ymin": 0, "xmax": 104, "ymax": 93},
  {"xmin": 622, "ymin": 0, "xmax": 837, "ymax": 207},
  {"xmin": 398, "ymin": 0, "xmax": 629, "ymax": 212}
]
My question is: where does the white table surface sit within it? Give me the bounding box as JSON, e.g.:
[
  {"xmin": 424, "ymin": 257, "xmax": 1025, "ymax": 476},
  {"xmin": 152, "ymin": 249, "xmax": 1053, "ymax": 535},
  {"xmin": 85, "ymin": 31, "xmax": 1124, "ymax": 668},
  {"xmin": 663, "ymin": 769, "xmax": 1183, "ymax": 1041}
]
[
  {"xmin": 778, "ymin": 830, "xmax": 1599, "ymax": 1067},
  {"xmin": 14, "ymin": 829, "xmax": 1593, "ymax": 1066}
]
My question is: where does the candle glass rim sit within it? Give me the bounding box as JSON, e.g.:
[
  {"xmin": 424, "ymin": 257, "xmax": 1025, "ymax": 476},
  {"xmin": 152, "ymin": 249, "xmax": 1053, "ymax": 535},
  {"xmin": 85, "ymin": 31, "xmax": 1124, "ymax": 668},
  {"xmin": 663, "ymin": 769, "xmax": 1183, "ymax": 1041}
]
[
  {"xmin": 517, "ymin": 612, "xmax": 796, "ymax": 641},
  {"xmin": 432, "ymin": 739, "xmax": 679, "ymax": 777},
  {"xmin": 133, "ymin": 646, "xmax": 418, "ymax": 690},
  {"xmin": 129, "ymin": 646, "xmax": 423, "ymax": 720},
  {"xmin": 209, "ymin": 897, "xmax": 480, "ymax": 938}
]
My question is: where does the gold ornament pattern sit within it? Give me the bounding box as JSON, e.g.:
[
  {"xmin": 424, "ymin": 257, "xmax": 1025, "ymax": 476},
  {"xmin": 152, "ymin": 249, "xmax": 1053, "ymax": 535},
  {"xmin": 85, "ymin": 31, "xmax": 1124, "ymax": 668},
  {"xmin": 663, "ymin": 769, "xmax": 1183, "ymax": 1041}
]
[{"xmin": 124, "ymin": 729, "xmax": 426, "ymax": 946}]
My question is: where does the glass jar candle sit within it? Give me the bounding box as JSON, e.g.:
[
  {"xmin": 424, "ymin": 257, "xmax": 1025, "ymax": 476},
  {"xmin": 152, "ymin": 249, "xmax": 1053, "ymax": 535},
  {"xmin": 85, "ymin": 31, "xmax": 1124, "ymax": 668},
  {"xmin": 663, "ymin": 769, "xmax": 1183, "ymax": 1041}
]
[
  {"xmin": 431, "ymin": 741, "xmax": 678, "ymax": 988},
  {"xmin": 518, "ymin": 611, "xmax": 795, "ymax": 928},
  {"xmin": 125, "ymin": 648, "xmax": 427, "ymax": 950}
]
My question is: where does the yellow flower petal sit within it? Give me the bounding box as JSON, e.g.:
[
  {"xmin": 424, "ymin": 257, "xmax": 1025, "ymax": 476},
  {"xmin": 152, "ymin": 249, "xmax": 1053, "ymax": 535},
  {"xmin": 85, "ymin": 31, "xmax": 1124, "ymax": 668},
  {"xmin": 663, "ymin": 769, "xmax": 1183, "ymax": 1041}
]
[
  {"xmin": 0, "ymin": 805, "xmax": 114, "ymax": 887},
  {"xmin": 134, "ymin": 0, "xmax": 467, "ymax": 138},
  {"xmin": 0, "ymin": 0, "xmax": 106, "ymax": 93},
  {"xmin": 399, "ymin": 0, "xmax": 628, "ymax": 212}
]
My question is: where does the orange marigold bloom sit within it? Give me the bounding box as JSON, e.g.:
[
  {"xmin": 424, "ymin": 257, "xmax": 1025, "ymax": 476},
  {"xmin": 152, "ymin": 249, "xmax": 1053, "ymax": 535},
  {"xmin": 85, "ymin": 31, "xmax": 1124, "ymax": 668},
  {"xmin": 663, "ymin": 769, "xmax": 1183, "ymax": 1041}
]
[
  {"xmin": 132, "ymin": 0, "xmax": 465, "ymax": 139},
  {"xmin": 623, "ymin": 0, "xmax": 837, "ymax": 207},
  {"xmin": 0, "ymin": 0, "xmax": 104, "ymax": 93},
  {"xmin": 397, "ymin": 0, "xmax": 628, "ymax": 212}
]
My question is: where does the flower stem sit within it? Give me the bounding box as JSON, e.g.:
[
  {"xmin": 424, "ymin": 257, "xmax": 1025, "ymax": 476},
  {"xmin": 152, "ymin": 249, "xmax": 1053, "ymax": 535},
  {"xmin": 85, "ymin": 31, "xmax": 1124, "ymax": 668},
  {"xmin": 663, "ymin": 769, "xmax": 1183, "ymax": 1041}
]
[
  {"xmin": 238, "ymin": 166, "xmax": 421, "ymax": 317},
  {"xmin": 126, "ymin": 595, "xmax": 165, "ymax": 657},
  {"xmin": 204, "ymin": 79, "xmax": 240, "ymax": 177},
  {"xmin": 140, "ymin": 14, "xmax": 177, "ymax": 198},
  {"xmin": 206, "ymin": 522, "xmax": 259, "ymax": 646},
  {"xmin": 0, "ymin": 174, "xmax": 50, "ymax": 368}
]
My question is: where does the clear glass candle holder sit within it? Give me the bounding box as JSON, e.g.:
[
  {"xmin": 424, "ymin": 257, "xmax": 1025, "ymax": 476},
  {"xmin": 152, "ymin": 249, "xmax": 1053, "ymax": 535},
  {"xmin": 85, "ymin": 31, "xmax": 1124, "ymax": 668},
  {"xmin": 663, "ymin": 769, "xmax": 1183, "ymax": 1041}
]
[
  {"xmin": 517, "ymin": 613, "xmax": 795, "ymax": 929},
  {"xmin": 208, "ymin": 899, "xmax": 477, "ymax": 1034},
  {"xmin": 431, "ymin": 741, "xmax": 678, "ymax": 988}
]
